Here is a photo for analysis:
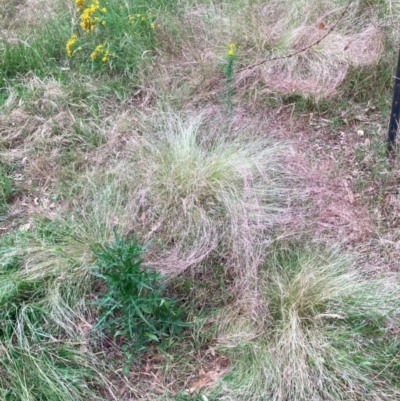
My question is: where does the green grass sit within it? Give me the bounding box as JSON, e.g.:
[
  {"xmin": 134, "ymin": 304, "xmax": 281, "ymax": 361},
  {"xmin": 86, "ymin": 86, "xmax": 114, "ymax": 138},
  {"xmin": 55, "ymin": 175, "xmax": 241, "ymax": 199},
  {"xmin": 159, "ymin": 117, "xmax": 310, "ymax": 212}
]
[
  {"xmin": 0, "ymin": 18, "xmax": 71, "ymax": 90},
  {"xmin": 0, "ymin": 328, "xmax": 105, "ymax": 401},
  {"xmin": 0, "ymin": 163, "xmax": 16, "ymax": 214},
  {"xmin": 0, "ymin": 230, "xmax": 108, "ymax": 401}
]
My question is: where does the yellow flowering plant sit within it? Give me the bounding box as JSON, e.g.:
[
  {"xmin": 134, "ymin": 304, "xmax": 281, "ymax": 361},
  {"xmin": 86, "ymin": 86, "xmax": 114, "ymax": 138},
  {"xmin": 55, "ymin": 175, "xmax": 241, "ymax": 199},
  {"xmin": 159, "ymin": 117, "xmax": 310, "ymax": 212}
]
[
  {"xmin": 220, "ymin": 42, "xmax": 237, "ymax": 111},
  {"xmin": 227, "ymin": 42, "xmax": 236, "ymax": 56},
  {"xmin": 66, "ymin": 0, "xmax": 157, "ymax": 72},
  {"xmin": 66, "ymin": 34, "xmax": 78, "ymax": 57}
]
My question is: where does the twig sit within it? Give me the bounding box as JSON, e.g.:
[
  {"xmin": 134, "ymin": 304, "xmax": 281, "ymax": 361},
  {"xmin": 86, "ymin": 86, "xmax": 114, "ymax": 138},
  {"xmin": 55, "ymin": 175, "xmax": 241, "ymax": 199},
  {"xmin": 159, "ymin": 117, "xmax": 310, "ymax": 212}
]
[
  {"xmin": 369, "ymin": 17, "xmax": 399, "ymax": 50},
  {"xmin": 237, "ymin": 0, "xmax": 355, "ymax": 74}
]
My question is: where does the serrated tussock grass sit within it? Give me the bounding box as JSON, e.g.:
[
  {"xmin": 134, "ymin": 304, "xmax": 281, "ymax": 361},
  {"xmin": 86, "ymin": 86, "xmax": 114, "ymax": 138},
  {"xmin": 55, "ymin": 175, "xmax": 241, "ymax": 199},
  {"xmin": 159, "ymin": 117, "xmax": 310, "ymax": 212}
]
[
  {"xmin": 216, "ymin": 245, "xmax": 400, "ymax": 401},
  {"xmin": 78, "ymin": 113, "xmax": 292, "ymax": 278}
]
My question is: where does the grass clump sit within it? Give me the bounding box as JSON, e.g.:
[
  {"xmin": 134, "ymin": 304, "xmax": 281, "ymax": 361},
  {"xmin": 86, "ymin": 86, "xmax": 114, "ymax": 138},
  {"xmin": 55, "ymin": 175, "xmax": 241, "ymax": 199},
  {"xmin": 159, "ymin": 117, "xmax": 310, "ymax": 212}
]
[
  {"xmin": 217, "ymin": 245, "xmax": 400, "ymax": 400},
  {"xmin": 117, "ymin": 114, "xmax": 289, "ymax": 276},
  {"xmin": 0, "ymin": 232, "xmax": 114, "ymax": 401},
  {"xmin": 0, "ymin": 215, "xmax": 128, "ymax": 400},
  {"xmin": 0, "ymin": 327, "xmax": 105, "ymax": 401},
  {"xmin": 91, "ymin": 230, "xmax": 187, "ymax": 358}
]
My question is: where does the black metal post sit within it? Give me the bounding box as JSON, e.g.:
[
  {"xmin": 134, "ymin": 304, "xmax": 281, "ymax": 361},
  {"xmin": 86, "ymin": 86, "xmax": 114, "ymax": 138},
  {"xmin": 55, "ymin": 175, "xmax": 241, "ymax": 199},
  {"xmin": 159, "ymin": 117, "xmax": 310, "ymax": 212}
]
[{"xmin": 388, "ymin": 48, "xmax": 400, "ymax": 154}]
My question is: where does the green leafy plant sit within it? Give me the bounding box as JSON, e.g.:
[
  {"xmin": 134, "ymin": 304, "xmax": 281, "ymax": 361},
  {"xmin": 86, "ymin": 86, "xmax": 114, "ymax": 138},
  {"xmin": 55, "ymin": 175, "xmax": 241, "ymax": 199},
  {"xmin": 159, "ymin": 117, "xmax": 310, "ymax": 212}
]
[{"xmin": 90, "ymin": 229, "xmax": 187, "ymax": 357}]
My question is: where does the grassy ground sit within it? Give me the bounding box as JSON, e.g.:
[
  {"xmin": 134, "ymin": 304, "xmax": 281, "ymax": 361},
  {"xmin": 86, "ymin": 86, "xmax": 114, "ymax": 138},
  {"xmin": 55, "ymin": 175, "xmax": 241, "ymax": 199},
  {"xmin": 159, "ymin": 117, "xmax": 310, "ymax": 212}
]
[{"xmin": 1, "ymin": 0, "xmax": 400, "ymax": 400}]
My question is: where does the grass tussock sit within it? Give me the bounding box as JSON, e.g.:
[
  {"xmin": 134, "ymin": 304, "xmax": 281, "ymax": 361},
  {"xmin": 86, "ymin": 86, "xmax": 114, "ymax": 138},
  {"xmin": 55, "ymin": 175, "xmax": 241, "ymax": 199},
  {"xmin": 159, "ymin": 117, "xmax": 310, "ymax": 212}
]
[
  {"xmin": 0, "ymin": 238, "xmax": 116, "ymax": 401},
  {"xmin": 216, "ymin": 245, "xmax": 400, "ymax": 400},
  {"xmin": 84, "ymin": 113, "xmax": 292, "ymax": 277},
  {"xmin": 0, "ymin": 213, "xmax": 139, "ymax": 400}
]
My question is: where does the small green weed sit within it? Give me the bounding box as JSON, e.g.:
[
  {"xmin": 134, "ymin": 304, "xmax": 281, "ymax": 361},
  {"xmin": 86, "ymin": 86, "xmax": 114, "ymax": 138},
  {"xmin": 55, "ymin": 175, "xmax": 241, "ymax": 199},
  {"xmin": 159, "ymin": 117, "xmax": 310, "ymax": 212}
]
[{"xmin": 91, "ymin": 230, "xmax": 187, "ymax": 360}]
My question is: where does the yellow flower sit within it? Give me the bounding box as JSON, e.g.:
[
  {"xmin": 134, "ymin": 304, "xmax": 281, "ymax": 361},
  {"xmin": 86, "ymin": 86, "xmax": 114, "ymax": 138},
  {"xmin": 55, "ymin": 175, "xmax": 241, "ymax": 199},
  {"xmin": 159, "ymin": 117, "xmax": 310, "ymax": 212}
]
[
  {"xmin": 101, "ymin": 20, "xmax": 106, "ymax": 25},
  {"xmin": 80, "ymin": 9, "xmax": 94, "ymax": 31},
  {"xmin": 102, "ymin": 50, "xmax": 109, "ymax": 62},
  {"xmin": 90, "ymin": 44, "xmax": 104, "ymax": 60},
  {"xmin": 101, "ymin": 7, "xmax": 106, "ymax": 12},
  {"xmin": 80, "ymin": 0, "xmax": 100, "ymax": 31},
  {"xmin": 151, "ymin": 22, "xmax": 156, "ymax": 29},
  {"xmin": 66, "ymin": 34, "xmax": 77, "ymax": 57},
  {"xmin": 75, "ymin": 0, "xmax": 85, "ymax": 12},
  {"xmin": 227, "ymin": 43, "xmax": 236, "ymax": 56}
]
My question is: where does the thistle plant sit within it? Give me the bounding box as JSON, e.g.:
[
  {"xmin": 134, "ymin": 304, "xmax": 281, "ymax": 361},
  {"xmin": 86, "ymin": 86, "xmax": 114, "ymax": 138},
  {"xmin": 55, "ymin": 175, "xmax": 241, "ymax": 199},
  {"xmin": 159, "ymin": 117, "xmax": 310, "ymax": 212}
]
[{"xmin": 90, "ymin": 230, "xmax": 187, "ymax": 362}]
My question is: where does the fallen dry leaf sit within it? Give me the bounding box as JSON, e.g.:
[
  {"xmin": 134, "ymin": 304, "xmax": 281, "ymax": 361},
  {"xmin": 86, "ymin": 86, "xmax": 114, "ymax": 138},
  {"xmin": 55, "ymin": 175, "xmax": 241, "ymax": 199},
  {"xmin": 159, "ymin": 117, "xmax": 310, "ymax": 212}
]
[{"xmin": 188, "ymin": 369, "xmax": 227, "ymax": 394}]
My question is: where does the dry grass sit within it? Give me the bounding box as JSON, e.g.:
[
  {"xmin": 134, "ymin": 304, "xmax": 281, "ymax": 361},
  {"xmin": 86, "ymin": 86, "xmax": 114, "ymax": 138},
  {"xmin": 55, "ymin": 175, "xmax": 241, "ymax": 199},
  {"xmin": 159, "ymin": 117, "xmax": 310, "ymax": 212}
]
[
  {"xmin": 0, "ymin": 0, "xmax": 57, "ymax": 31},
  {"xmin": 150, "ymin": 0, "xmax": 399, "ymax": 105}
]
